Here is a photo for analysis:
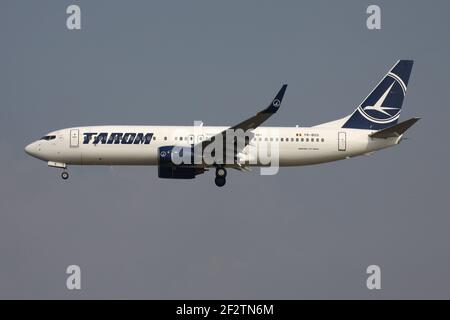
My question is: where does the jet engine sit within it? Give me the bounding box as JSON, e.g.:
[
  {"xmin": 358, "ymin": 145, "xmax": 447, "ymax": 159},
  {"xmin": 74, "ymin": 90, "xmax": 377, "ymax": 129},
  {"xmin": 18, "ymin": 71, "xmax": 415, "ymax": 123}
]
[{"xmin": 157, "ymin": 146, "xmax": 205, "ymax": 179}]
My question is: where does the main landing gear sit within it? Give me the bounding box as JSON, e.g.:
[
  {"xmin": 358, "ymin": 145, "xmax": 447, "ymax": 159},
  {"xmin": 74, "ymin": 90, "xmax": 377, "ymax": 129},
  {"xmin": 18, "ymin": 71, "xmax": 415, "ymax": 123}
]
[
  {"xmin": 214, "ymin": 167, "xmax": 227, "ymax": 187},
  {"xmin": 61, "ymin": 171, "xmax": 69, "ymax": 180}
]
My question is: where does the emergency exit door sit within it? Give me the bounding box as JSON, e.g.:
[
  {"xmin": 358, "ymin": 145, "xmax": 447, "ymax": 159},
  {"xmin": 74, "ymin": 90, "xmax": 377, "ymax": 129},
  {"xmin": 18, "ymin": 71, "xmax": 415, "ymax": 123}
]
[
  {"xmin": 70, "ymin": 129, "xmax": 79, "ymax": 148},
  {"xmin": 338, "ymin": 132, "xmax": 346, "ymax": 151}
]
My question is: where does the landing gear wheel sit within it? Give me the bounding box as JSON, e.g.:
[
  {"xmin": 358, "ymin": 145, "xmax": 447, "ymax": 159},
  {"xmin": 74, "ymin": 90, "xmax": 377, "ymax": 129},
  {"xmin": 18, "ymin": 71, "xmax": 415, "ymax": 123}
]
[
  {"xmin": 216, "ymin": 167, "xmax": 227, "ymax": 178},
  {"xmin": 215, "ymin": 176, "xmax": 226, "ymax": 187},
  {"xmin": 61, "ymin": 171, "xmax": 69, "ymax": 180}
]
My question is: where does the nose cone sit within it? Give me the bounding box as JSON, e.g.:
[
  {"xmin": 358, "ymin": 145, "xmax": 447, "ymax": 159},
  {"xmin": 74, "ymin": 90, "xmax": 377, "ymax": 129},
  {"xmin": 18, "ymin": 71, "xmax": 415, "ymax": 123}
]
[{"xmin": 25, "ymin": 142, "xmax": 38, "ymax": 158}]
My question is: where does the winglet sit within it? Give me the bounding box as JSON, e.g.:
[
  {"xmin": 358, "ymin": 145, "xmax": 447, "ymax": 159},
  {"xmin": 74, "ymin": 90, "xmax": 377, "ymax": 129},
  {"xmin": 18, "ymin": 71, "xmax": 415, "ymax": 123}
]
[{"xmin": 262, "ymin": 84, "xmax": 288, "ymax": 113}]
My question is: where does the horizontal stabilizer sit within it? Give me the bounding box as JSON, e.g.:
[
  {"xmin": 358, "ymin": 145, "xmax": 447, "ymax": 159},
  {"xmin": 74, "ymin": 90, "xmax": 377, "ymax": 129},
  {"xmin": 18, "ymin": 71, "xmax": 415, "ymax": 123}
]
[{"xmin": 369, "ymin": 117, "xmax": 420, "ymax": 138}]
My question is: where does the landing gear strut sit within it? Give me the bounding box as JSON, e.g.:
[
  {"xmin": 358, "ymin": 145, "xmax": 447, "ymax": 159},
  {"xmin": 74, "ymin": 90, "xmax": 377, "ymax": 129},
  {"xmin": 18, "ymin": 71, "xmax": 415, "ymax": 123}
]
[
  {"xmin": 61, "ymin": 171, "xmax": 69, "ymax": 180},
  {"xmin": 214, "ymin": 167, "xmax": 227, "ymax": 187}
]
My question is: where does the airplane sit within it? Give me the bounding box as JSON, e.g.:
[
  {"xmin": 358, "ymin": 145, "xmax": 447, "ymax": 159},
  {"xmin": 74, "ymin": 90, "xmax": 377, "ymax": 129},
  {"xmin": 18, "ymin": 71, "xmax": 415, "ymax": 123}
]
[{"xmin": 25, "ymin": 60, "xmax": 419, "ymax": 187}]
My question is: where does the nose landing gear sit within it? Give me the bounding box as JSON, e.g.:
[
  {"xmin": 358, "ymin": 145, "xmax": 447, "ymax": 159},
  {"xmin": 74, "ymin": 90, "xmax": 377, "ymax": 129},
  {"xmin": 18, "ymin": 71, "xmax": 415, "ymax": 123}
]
[
  {"xmin": 214, "ymin": 167, "xmax": 227, "ymax": 187},
  {"xmin": 61, "ymin": 171, "xmax": 69, "ymax": 180}
]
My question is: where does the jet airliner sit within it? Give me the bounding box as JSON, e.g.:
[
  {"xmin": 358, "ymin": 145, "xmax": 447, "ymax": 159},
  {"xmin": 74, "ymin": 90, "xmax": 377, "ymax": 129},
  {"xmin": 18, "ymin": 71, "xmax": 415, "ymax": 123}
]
[{"xmin": 25, "ymin": 60, "xmax": 419, "ymax": 187}]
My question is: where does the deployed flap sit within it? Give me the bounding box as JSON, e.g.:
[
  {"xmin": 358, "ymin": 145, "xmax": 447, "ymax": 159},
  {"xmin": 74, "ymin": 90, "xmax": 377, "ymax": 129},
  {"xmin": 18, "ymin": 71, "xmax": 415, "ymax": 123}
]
[{"xmin": 369, "ymin": 117, "xmax": 420, "ymax": 138}]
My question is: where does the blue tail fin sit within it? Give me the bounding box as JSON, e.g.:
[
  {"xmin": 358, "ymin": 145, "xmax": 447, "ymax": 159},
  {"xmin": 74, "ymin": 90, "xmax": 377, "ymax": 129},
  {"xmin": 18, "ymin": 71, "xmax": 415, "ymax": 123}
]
[{"xmin": 342, "ymin": 60, "xmax": 414, "ymax": 130}]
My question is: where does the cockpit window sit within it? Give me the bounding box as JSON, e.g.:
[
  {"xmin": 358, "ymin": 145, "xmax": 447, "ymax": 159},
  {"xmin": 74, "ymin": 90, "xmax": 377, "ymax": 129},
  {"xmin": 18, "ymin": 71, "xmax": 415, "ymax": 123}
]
[{"xmin": 41, "ymin": 135, "xmax": 56, "ymax": 141}]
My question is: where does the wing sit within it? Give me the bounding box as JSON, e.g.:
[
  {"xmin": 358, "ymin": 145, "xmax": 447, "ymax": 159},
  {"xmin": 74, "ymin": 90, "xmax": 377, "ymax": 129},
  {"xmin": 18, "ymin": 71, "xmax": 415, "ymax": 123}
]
[{"xmin": 199, "ymin": 84, "xmax": 288, "ymax": 155}]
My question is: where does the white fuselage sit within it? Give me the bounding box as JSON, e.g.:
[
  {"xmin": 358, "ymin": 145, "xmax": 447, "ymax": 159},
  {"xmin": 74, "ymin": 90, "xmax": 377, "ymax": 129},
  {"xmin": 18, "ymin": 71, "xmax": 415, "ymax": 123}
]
[
  {"xmin": 23, "ymin": 61, "xmax": 416, "ymax": 187},
  {"xmin": 24, "ymin": 125, "xmax": 400, "ymax": 167}
]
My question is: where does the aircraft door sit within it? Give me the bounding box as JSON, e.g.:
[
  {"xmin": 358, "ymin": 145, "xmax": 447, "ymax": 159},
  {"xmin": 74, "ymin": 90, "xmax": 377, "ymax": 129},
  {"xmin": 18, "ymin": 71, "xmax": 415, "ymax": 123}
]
[
  {"xmin": 70, "ymin": 129, "xmax": 79, "ymax": 148},
  {"xmin": 338, "ymin": 132, "xmax": 346, "ymax": 151}
]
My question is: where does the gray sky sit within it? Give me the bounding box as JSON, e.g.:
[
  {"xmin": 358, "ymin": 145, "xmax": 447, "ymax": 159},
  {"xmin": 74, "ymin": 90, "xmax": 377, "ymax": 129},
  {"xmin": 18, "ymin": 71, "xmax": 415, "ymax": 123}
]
[{"xmin": 1, "ymin": 0, "xmax": 450, "ymax": 299}]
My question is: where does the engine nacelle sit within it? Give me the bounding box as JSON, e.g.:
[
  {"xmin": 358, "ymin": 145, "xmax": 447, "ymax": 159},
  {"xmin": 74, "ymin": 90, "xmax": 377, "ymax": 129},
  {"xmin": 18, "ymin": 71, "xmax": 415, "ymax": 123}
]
[{"xmin": 158, "ymin": 146, "xmax": 205, "ymax": 179}]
